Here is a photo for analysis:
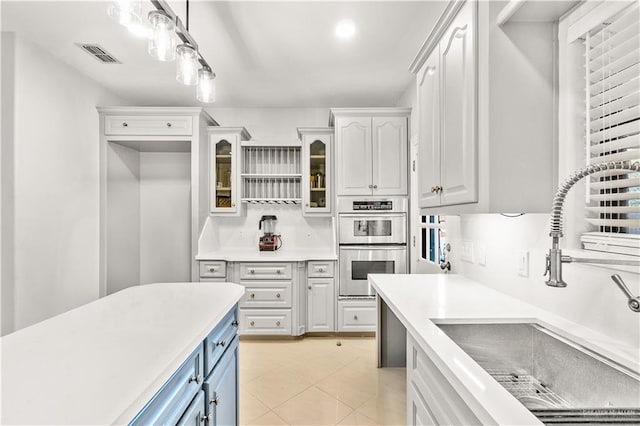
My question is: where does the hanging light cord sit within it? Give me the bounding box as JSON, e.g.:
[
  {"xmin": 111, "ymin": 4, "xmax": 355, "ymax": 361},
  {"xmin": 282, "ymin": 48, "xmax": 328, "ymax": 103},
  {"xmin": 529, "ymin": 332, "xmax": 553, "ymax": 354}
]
[{"xmin": 185, "ymin": 0, "xmax": 189, "ymax": 31}]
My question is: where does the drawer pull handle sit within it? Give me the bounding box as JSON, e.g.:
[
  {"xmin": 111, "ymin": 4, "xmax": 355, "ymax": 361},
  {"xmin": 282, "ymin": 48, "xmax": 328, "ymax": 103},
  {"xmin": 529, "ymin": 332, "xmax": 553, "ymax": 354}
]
[
  {"xmin": 276, "ymin": 321, "xmax": 281, "ymax": 326},
  {"xmin": 308, "ymin": 285, "xmax": 312, "ymax": 290},
  {"xmin": 189, "ymin": 374, "xmax": 203, "ymax": 385},
  {"xmin": 211, "ymin": 396, "xmax": 220, "ymax": 406},
  {"xmin": 122, "ymin": 122, "xmax": 128, "ymax": 127},
  {"xmin": 276, "ymin": 293, "xmax": 281, "ymax": 298},
  {"xmin": 250, "ymin": 293, "xmax": 255, "ymax": 299},
  {"xmin": 209, "ymin": 267, "xmax": 217, "ymax": 273},
  {"xmin": 166, "ymin": 122, "xmax": 172, "ymax": 127},
  {"xmin": 250, "ymin": 321, "xmax": 255, "ymax": 326},
  {"xmin": 216, "ymin": 340, "xmax": 226, "ymax": 347},
  {"xmin": 231, "ymin": 320, "xmax": 239, "ymax": 327},
  {"xmin": 353, "ymin": 315, "xmax": 358, "ymax": 320}
]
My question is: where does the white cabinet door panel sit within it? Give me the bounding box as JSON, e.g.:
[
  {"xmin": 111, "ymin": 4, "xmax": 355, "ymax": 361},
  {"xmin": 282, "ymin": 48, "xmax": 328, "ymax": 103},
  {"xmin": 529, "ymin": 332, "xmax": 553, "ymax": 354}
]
[
  {"xmin": 306, "ymin": 278, "xmax": 335, "ymax": 332},
  {"xmin": 417, "ymin": 48, "xmax": 441, "ymax": 208},
  {"xmin": 336, "ymin": 117, "xmax": 373, "ymax": 195},
  {"xmin": 440, "ymin": 1, "xmax": 477, "ymax": 206},
  {"xmin": 373, "ymin": 117, "xmax": 408, "ymax": 195}
]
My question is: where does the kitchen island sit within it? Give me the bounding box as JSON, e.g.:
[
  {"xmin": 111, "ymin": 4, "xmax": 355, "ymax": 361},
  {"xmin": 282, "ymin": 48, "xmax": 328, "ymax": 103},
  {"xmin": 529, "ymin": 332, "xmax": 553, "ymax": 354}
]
[
  {"xmin": 370, "ymin": 274, "xmax": 640, "ymax": 425},
  {"xmin": 1, "ymin": 282, "xmax": 244, "ymax": 425}
]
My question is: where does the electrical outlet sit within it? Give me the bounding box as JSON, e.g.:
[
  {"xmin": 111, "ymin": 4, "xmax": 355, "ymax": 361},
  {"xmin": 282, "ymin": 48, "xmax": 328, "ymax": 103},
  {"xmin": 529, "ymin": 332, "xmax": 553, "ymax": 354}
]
[
  {"xmin": 461, "ymin": 241, "xmax": 474, "ymax": 263},
  {"xmin": 517, "ymin": 250, "xmax": 529, "ymax": 277},
  {"xmin": 477, "ymin": 245, "xmax": 487, "ymax": 266}
]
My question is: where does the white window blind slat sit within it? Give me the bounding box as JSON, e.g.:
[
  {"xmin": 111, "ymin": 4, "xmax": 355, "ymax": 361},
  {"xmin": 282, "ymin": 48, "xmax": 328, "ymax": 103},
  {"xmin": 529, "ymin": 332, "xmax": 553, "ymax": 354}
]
[
  {"xmin": 584, "ymin": 2, "xmax": 640, "ymax": 250},
  {"xmin": 590, "ymin": 62, "xmax": 640, "ymax": 96}
]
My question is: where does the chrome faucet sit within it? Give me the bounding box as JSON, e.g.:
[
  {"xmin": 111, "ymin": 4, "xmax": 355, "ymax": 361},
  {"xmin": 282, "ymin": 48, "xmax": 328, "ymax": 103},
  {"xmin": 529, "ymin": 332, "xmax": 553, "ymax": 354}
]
[{"xmin": 544, "ymin": 160, "xmax": 640, "ymax": 312}]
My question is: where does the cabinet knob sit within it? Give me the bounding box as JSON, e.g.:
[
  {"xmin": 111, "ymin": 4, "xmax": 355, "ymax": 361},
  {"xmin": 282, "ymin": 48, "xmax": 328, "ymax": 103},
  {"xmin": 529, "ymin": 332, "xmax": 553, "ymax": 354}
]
[
  {"xmin": 231, "ymin": 320, "xmax": 239, "ymax": 327},
  {"xmin": 250, "ymin": 321, "xmax": 255, "ymax": 326},
  {"xmin": 208, "ymin": 267, "xmax": 216, "ymax": 273},
  {"xmin": 250, "ymin": 293, "xmax": 255, "ymax": 299},
  {"xmin": 166, "ymin": 122, "xmax": 172, "ymax": 127},
  {"xmin": 353, "ymin": 315, "xmax": 358, "ymax": 320},
  {"xmin": 210, "ymin": 396, "xmax": 220, "ymax": 406},
  {"xmin": 216, "ymin": 339, "xmax": 226, "ymax": 347},
  {"xmin": 308, "ymin": 285, "xmax": 312, "ymax": 290},
  {"xmin": 201, "ymin": 413, "xmax": 212, "ymax": 424},
  {"xmin": 373, "ymin": 184, "xmax": 378, "ymax": 189},
  {"xmin": 305, "ymin": 203, "xmax": 309, "ymax": 207},
  {"xmin": 276, "ymin": 293, "xmax": 281, "ymax": 298},
  {"xmin": 319, "ymin": 268, "xmax": 325, "ymax": 272},
  {"xmin": 122, "ymin": 122, "xmax": 128, "ymax": 127},
  {"xmin": 368, "ymin": 184, "xmax": 373, "ymax": 189},
  {"xmin": 189, "ymin": 374, "xmax": 203, "ymax": 385},
  {"xmin": 250, "ymin": 269, "xmax": 255, "ymax": 274},
  {"xmin": 231, "ymin": 203, "xmax": 235, "ymax": 207},
  {"xmin": 276, "ymin": 321, "xmax": 281, "ymax": 326},
  {"xmin": 276, "ymin": 269, "xmax": 282, "ymax": 274}
]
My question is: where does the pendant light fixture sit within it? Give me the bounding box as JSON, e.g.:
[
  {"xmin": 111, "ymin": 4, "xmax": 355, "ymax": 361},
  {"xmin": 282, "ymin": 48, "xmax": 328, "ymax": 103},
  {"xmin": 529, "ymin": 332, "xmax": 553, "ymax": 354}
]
[
  {"xmin": 109, "ymin": 0, "xmax": 217, "ymax": 103},
  {"xmin": 197, "ymin": 67, "xmax": 216, "ymax": 103}
]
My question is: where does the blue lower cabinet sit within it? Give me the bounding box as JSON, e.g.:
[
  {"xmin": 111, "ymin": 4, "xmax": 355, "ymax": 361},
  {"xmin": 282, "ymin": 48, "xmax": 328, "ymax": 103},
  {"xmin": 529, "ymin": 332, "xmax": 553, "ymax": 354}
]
[
  {"xmin": 204, "ymin": 336, "xmax": 239, "ymax": 426},
  {"xmin": 177, "ymin": 391, "xmax": 206, "ymax": 426},
  {"xmin": 204, "ymin": 308, "xmax": 238, "ymax": 376}
]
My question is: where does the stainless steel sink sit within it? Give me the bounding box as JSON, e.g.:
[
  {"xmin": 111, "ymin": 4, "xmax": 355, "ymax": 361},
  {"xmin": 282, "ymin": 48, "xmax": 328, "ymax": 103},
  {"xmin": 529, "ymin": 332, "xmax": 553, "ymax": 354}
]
[{"xmin": 435, "ymin": 322, "xmax": 640, "ymax": 424}]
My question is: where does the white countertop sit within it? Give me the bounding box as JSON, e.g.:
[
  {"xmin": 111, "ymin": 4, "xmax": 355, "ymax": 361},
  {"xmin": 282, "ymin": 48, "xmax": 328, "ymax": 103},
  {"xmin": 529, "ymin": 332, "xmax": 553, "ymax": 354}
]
[
  {"xmin": 369, "ymin": 274, "xmax": 640, "ymax": 425},
  {"xmin": 196, "ymin": 248, "xmax": 337, "ymax": 261},
  {"xmin": 1, "ymin": 282, "xmax": 244, "ymax": 425}
]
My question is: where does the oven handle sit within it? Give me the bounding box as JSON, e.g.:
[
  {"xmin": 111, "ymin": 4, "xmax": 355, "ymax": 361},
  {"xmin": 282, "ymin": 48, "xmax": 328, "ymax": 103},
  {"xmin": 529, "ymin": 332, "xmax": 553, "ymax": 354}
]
[{"xmin": 339, "ymin": 245, "xmax": 407, "ymax": 250}]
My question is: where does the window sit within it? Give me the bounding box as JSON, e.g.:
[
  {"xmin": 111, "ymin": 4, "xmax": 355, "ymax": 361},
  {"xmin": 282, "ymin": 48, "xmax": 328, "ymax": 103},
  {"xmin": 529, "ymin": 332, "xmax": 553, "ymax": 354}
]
[
  {"xmin": 420, "ymin": 215, "xmax": 446, "ymax": 263},
  {"xmin": 577, "ymin": 1, "xmax": 640, "ymax": 256}
]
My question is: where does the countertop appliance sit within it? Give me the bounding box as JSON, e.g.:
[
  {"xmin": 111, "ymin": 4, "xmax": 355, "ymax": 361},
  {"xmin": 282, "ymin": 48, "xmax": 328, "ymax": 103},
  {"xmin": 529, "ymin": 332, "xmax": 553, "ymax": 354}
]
[
  {"xmin": 338, "ymin": 197, "xmax": 407, "ymax": 297},
  {"xmin": 258, "ymin": 215, "xmax": 280, "ymax": 251}
]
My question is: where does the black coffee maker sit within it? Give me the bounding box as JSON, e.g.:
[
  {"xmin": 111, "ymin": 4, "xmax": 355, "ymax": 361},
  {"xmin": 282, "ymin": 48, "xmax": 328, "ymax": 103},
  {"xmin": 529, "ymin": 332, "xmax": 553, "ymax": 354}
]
[{"xmin": 258, "ymin": 215, "xmax": 280, "ymax": 251}]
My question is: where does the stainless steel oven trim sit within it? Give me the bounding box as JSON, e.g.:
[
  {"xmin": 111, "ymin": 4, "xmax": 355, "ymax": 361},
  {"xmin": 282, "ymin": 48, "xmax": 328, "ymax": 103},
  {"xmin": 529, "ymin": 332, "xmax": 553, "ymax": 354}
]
[
  {"xmin": 338, "ymin": 245, "xmax": 407, "ymax": 297},
  {"xmin": 338, "ymin": 213, "xmax": 407, "ymax": 245}
]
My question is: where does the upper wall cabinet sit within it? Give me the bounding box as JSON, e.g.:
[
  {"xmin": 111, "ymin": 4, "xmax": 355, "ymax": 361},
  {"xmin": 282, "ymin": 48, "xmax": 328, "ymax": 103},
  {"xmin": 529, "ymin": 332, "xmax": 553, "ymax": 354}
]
[
  {"xmin": 410, "ymin": 0, "xmax": 557, "ymax": 214},
  {"xmin": 298, "ymin": 128, "xmax": 333, "ymax": 216},
  {"xmin": 331, "ymin": 108, "xmax": 410, "ymax": 197},
  {"xmin": 209, "ymin": 127, "xmax": 251, "ymax": 215}
]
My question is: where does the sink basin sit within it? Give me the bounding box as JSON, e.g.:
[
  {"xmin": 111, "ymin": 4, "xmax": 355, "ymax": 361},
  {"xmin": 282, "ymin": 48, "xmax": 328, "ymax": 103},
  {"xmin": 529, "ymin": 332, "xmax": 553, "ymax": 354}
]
[{"xmin": 436, "ymin": 322, "xmax": 640, "ymax": 424}]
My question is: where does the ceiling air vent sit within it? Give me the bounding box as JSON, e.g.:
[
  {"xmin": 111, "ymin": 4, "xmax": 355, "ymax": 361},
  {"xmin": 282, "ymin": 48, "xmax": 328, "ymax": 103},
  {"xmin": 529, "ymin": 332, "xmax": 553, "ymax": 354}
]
[{"xmin": 76, "ymin": 43, "xmax": 121, "ymax": 64}]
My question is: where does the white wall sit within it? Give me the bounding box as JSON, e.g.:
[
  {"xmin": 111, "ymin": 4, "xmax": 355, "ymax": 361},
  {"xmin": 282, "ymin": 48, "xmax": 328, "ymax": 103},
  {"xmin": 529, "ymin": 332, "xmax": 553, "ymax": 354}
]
[{"xmin": 1, "ymin": 33, "xmax": 130, "ymax": 333}]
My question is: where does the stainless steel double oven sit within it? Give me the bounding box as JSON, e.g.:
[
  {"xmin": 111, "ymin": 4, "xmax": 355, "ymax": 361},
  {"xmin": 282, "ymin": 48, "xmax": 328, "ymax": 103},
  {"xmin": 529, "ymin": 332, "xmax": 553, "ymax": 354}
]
[{"xmin": 338, "ymin": 197, "xmax": 408, "ymax": 297}]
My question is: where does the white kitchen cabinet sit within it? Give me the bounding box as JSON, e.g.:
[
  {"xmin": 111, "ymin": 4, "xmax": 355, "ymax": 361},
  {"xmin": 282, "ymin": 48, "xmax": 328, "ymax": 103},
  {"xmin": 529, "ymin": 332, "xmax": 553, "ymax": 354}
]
[
  {"xmin": 411, "ymin": 0, "xmax": 557, "ymax": 214},
  {"xmin": 209, "ymin": 127, "xmax": 251, "ymax": 215},
  {"xmin": 298, "ymin": 128, "xmax": 333, "ymax": 215},
  {"xmin": 306, "ymin": 260, "xmax": 336, "ymax": 333},
  {"xmin": 337, "ymin": 299, "xmax": 376, "ymax": 332},
  {"xmin": 331, "ymin": 108, "xmax": 410, "ymax": 196}
]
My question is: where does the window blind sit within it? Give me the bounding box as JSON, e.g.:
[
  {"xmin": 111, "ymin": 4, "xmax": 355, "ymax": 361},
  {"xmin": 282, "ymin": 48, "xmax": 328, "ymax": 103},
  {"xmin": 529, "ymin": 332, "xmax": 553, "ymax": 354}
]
[{"xmin": 581, "ymin": 1, "xmax": 640, "ymax": 255}]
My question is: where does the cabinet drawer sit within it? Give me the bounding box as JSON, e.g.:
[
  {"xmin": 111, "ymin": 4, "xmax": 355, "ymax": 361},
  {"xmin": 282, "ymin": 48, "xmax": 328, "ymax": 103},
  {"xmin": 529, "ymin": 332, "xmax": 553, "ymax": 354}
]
[
  {"xmin": 240, "ymin": 281, "xmax": 292, "ymax": 308},
  {"xmin": 407, "ymin": 334, "xmax": 479, "ymax": 425},
  {"xmin": 104, "ymin": 115, "xmax": 193, "ymax": 136},
  {"xmin": 338, "ymin": 301, "xmax": 376, "ymax": 332},
  {"xmin": 200, "ymin": 261, "xmax": 226, "ymax": 278},
  {"xmin": 177, "ymin": 391, "xmax": 205, "ymax": 426},
  {"xmin": 239, "ymin": 309, "xmax": 291, "ymax": 335},
  {"xmin": 204, "ymin": 307, "xmax": 238, "ymax": 376},
  {"xmin": 307, "ymin": 261, "xmax": 334, "ymax": 277},
  {"xmin": 239, "ymin": 263, "xmax": 292, "ymax": 280},
  {"xmin": 130, "ymin": 345, "xmax": 204, "ymax": 425}
]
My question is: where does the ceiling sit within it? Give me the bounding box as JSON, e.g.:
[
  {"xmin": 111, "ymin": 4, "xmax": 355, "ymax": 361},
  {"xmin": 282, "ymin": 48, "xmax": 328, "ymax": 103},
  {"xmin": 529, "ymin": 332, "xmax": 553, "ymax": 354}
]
[{"xmin": 1, "ymin": 1, "xmax": 447, "ymax": 107}]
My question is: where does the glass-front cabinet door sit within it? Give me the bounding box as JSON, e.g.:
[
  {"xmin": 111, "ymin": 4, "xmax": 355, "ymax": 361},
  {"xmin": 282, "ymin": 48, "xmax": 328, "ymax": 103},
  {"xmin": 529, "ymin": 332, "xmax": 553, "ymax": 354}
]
[
  {"xmin": 299, "ymin": 128, "xmax": 333, "ymax": 215},
  {"xmin": 209, "ymin": 128, "xmax": 249, "ymax": 215}
]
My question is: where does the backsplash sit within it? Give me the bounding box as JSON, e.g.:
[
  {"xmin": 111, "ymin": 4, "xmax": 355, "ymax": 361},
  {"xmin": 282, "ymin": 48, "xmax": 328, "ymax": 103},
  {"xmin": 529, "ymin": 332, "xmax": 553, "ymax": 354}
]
[
  {"xmin": 199, "ymin": 204, "xmax": 335, "ymax": 255},
  {"xmin": 446, "ymin": 214, "xmax": 640, "ymax": 350}
]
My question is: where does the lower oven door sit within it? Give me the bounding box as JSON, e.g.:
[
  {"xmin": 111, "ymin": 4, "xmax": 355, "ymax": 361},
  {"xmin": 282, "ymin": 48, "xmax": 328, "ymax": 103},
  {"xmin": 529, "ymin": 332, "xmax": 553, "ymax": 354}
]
[{"xmin": 339, "ymin": 245, "xmax": 407, "ymax": 297}]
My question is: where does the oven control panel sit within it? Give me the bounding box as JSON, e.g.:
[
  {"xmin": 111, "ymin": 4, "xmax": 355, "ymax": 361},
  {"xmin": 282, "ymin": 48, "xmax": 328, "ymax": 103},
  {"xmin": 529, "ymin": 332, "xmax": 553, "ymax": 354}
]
[{"xmin": 352, "ymin": 201, "xmax": 393, "ymax": 211}]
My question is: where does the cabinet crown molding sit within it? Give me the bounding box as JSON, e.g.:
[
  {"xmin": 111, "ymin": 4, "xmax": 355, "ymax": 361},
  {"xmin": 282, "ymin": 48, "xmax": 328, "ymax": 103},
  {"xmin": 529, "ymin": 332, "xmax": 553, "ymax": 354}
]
[
  {"xmin": 296, "ymin": 127, "xmax": 334, "ymax": 139},
  {"xmin": 409, "ymin": 0, "xmax": 467, "ymax": 74},
  {"xmin": 328, "ymin": 107, "xmax": 411, "ymax": 127},
  {"xmin": 207, "ymin": 126, "xmax": 251, "ymax": 141}
]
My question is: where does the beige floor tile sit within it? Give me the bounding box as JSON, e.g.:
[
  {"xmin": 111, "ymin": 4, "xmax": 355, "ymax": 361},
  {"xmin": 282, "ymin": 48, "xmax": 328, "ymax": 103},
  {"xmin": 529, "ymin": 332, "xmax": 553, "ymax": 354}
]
[
  {"xmin": 337, "ymin": 411, "xmax": 379, "ymax": 426},
  {"xmin": 243, "ymin": 366, "xmax": 315, "ymax": 409},
  {"xmin": 315, "ymin": 367, "xmax": 379, "ymax": 409},
  {"xmin": 243, "ymin": 410, "xmax": 289, "ymax": 426},
  {"xmin": 355, "ymin": 392, "xmax": 406, "ymax": 426},
  {"xmin": 240, "ymin": 389, "xmax": 270, "ymax": 424},
  {"xmin": 273, "ymin": 386, "xmax": 353, "ymax": 425}
]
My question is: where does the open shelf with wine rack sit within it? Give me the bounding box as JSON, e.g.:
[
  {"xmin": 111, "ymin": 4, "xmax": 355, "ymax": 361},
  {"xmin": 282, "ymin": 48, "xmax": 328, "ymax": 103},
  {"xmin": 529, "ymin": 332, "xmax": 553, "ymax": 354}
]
[{"xmin": 241, "ymin": 146, "xmax": 302, "ymax": 204}]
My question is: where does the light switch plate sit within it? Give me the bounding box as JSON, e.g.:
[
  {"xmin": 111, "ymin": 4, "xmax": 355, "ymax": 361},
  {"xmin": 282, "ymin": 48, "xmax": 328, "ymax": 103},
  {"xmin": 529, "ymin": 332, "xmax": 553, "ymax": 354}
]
[
  {"xmin": 477, "ymin": 245, "xmax": 487, "ymax": 266},
  {"xmin": 517, "ymin": 250, "xmax": 529, "ymax": 277},
  {"xmin": 461, "ymin": 241, "xmax": 474, "ymax": 263}
]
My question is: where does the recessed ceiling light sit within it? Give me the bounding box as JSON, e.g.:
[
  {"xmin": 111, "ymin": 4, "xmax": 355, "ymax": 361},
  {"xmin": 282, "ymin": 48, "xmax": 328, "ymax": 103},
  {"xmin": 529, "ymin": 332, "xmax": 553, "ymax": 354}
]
[{"xmin": 335, "ymin": 19, "xmax": 355, "ymax": 40}]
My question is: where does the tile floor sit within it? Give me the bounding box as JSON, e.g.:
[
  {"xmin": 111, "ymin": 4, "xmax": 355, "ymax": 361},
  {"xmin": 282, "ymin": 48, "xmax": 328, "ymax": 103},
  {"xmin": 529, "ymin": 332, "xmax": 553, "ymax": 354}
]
[{"xmin": 239, "ymin": 336, "xmax": 407, "ymax": 426}]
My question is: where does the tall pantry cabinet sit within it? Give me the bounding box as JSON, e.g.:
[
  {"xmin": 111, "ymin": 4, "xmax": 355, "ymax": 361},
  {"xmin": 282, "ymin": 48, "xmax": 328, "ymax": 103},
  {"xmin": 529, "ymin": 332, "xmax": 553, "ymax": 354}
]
[{"xmin": 411, "ymin": 0, "xmax": 557, "ymax": 214}]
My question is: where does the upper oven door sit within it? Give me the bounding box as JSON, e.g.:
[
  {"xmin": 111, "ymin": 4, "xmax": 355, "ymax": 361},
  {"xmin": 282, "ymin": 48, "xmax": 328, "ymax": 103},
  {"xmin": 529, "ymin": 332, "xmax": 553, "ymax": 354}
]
[{"xmin": 338, "ymin": 213, "xmax": 407, "ymax": 245}]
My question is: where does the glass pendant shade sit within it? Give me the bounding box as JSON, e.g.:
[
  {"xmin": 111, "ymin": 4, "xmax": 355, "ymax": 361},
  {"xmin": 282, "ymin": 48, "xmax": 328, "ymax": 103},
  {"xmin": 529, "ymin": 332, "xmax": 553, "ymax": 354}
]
[
  {"xmin": 108, "ymin": 0, "xmax": 142, "ymax": 28},
  {"xmin": 197, "ymin": 68, "xmax": 216, "ymax": 103},
  {"xmin": 176, "ymin": 44, "xmax": 199, "ymax": 85},
  {"xmin": 148, "ymin": 11, "xmax": 176, "ymax": 61}
]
